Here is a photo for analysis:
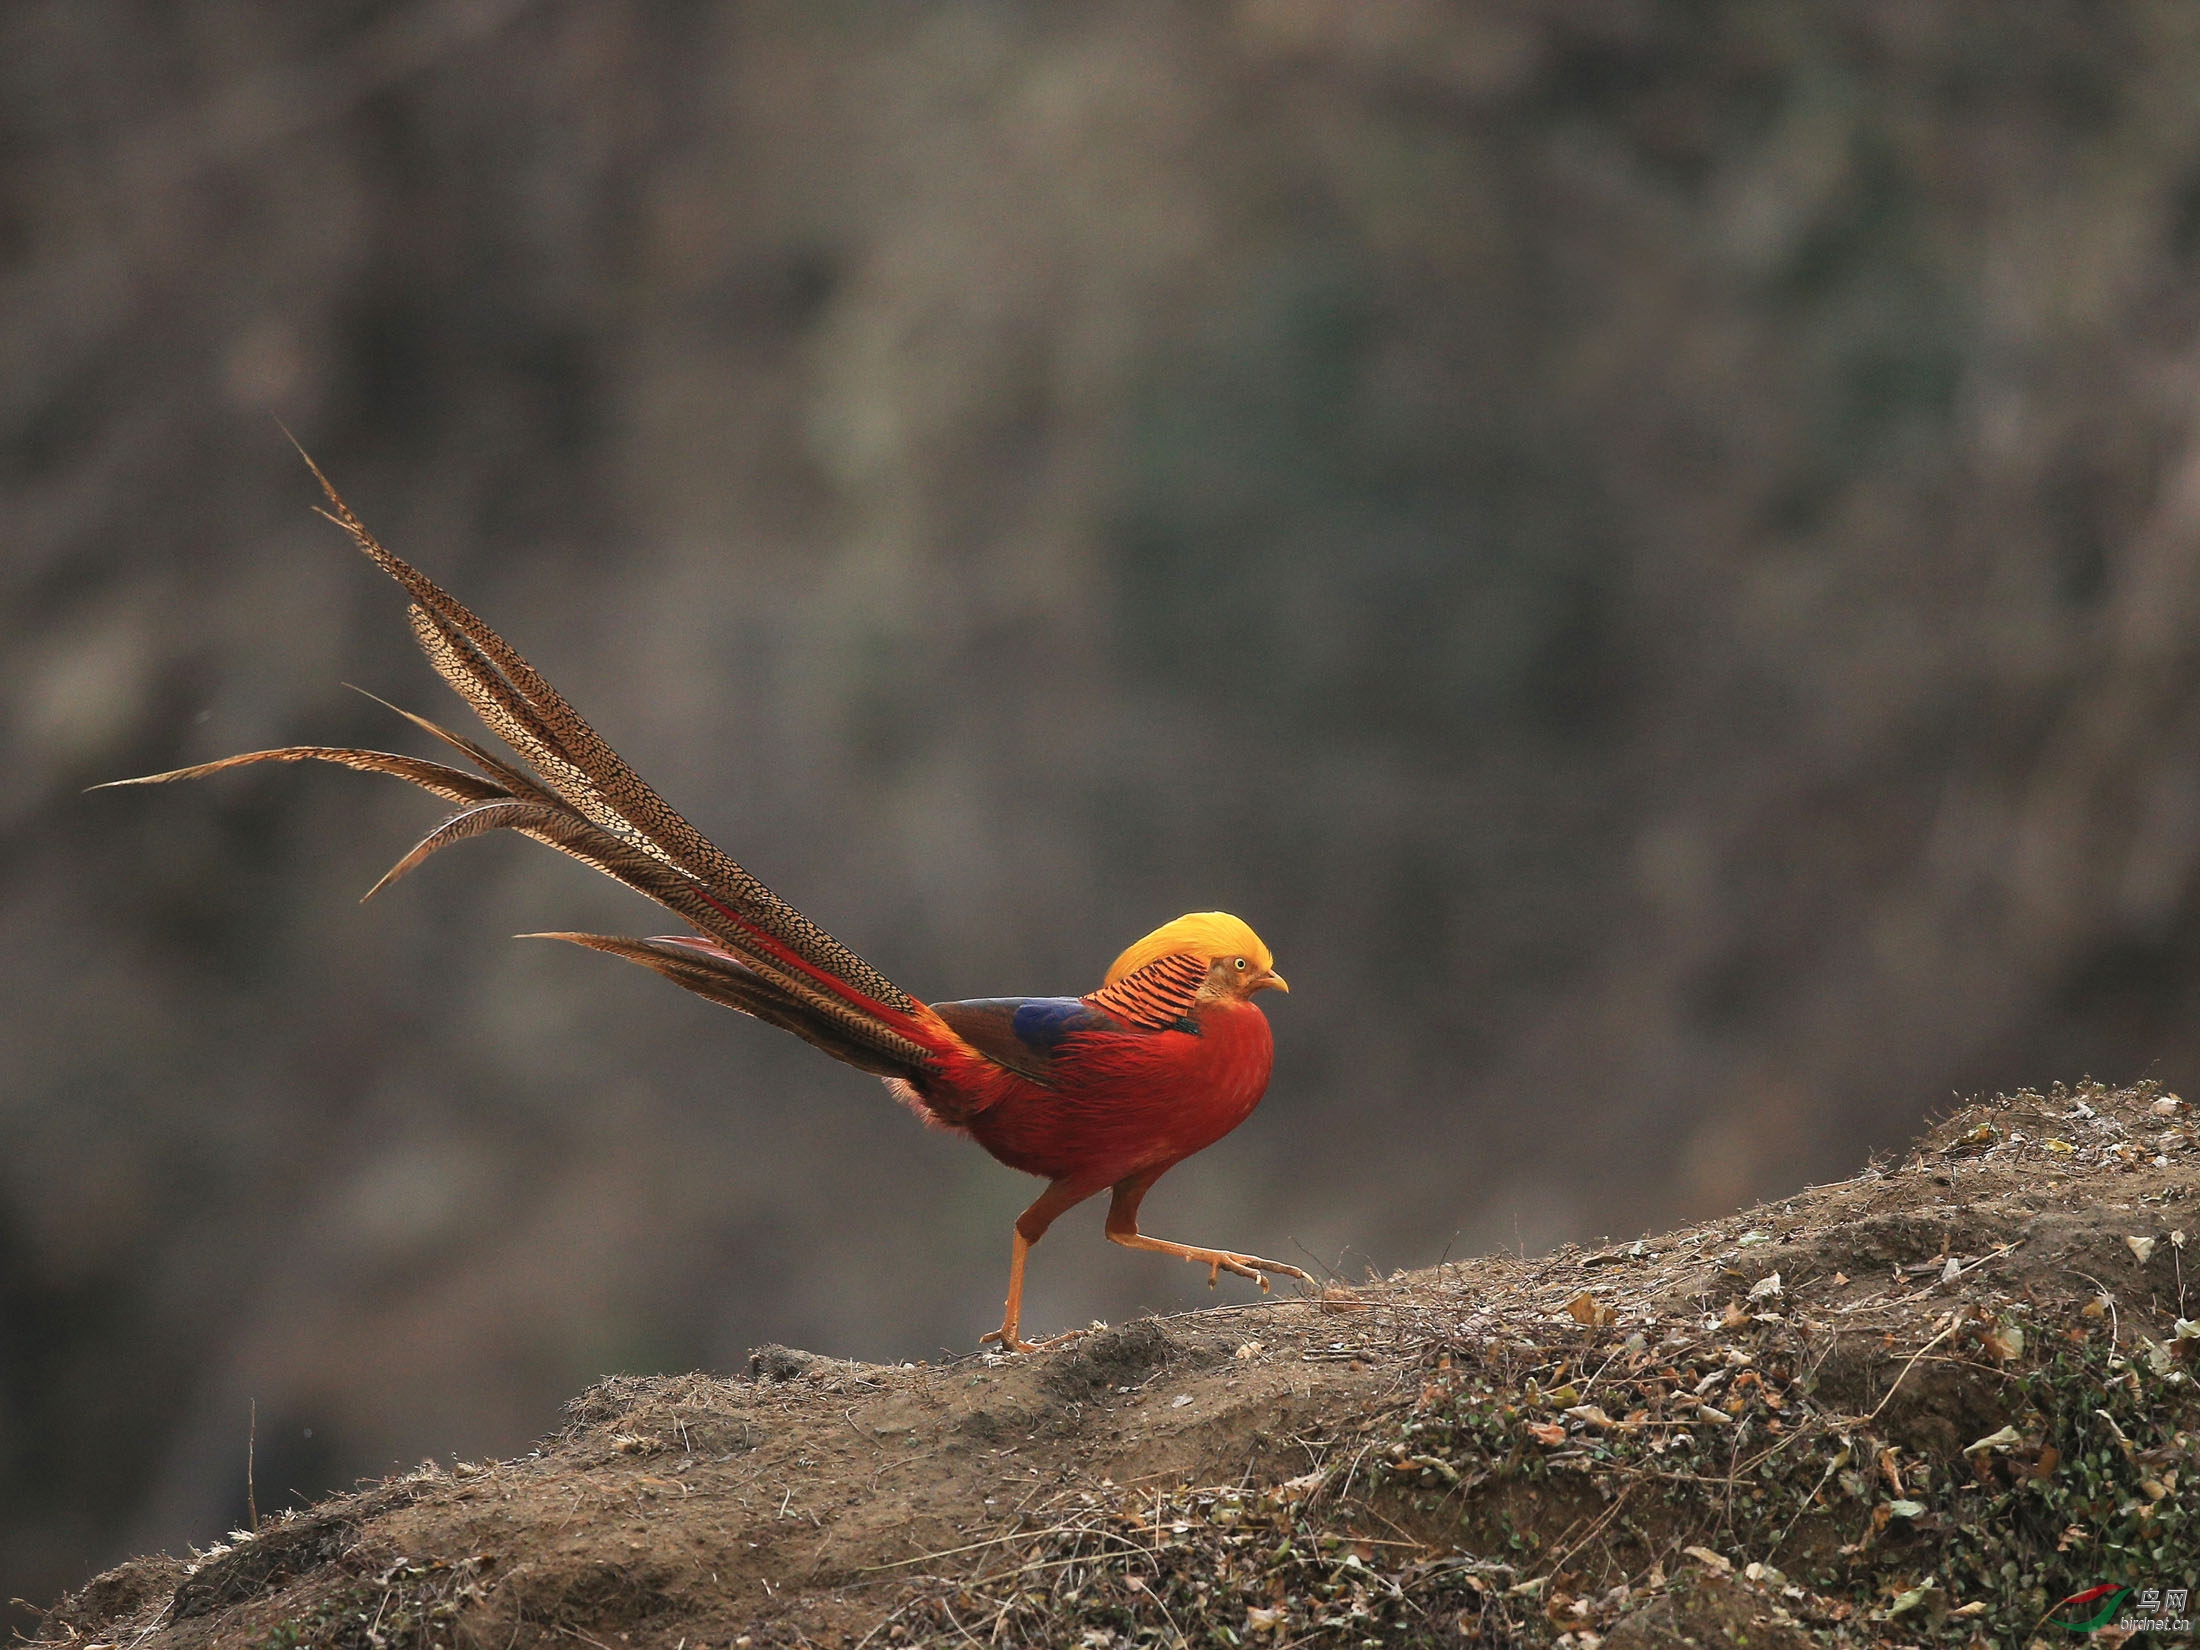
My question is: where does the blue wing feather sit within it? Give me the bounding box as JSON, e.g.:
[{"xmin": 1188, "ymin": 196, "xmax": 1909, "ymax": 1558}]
[
  {"xmin": 1010, "ymin": 997, "xmax": 1103, "ymax": 1050},
  {"xmin": 929, "ymin": 995, "xmax": 1118, "ymax": 1081}
]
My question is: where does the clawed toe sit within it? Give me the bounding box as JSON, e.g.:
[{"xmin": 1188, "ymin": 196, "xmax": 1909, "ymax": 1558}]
[
  {"xmin": 981, "ymin": 1324, "xmax": 1088, "ymax": 1355},
  {"xmin": 1108, "ymin": 1225, "xmax": 1316, "ymax": 1296},
  {"xmin": 1198, "ymin": 1251, "xmax": 1287, "ymax": 1289}
]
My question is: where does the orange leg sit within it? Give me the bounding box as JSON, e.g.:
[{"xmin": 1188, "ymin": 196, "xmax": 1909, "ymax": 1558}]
[
  {"xmin": 1103, "ymin": 1167, "xmax": 1311, "ymax": 1292},
  {"xmin": 980, "ymin": 1178, "xmax": 1099, "ymax": 1353}
]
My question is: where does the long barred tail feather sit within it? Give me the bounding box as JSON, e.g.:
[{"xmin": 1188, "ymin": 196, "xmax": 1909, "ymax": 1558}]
[
  {"xmin": 362, "ymin": 797, "xmax": 573, "ymax": 901},
  {"xmin": 291, "ymin": 447, "xmax": 917, "ymax": 1017},
  {"xmin": 100, "ymin": 452, "xmax": 940, "ymax": 1085},
  {"xmin": 101, "ymin": 744, "xmax": 515, "ymax": 811},
  {"xmin": 523, "ymin": 933, "xmax": 930, "ymax": 1077}
]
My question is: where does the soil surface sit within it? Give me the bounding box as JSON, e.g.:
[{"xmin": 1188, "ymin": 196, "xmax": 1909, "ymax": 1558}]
[{"xmin": 38, "ymin": 1081, "xmax": 2200, "ymax": 1648}]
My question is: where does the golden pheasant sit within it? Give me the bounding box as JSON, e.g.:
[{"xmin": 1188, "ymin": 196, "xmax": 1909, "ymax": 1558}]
[{"xmin": 110, "ymin": 461, "xmax": 1307, "ymax": 1351}]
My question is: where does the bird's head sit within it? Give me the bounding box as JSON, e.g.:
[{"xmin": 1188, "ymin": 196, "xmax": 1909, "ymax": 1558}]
[{"xmin": 1104, "ymin": 911, "xmax": 1288, "ymax": 1001}]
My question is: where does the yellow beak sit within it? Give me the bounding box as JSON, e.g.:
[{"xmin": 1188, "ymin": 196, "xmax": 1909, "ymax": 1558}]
[{"xmin": 1256, "ymin": 968, "xmax": 1289, "ymax": 994}]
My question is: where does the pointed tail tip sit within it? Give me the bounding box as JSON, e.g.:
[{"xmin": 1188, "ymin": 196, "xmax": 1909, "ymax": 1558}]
[
  {"xmin": 341, "ymin": 682, "xmax": 416, "ymax": 720},
  {"xmin": 277, "ymin": 423, "xmax": 340, "ymax": 500}
]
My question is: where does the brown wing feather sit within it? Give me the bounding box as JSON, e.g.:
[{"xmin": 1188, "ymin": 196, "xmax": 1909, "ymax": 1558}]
[{"xmin": 927, "ymin": 999, "xmax": 1060, "ymax": 1082}]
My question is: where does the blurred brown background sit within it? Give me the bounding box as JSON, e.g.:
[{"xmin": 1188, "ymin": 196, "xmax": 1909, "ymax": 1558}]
[{"xmin": 11, "ymin": 0, "xmax": 2200, "ymax": 1619}]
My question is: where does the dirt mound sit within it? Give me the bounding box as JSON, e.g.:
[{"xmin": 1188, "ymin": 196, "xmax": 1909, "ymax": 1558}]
[{"xmin": 37, "ymin": 1081, "xmax": 2200, "ymax": 1648}]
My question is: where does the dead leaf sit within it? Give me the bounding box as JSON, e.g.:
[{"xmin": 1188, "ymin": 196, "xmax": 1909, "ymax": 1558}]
[
  {"xmin": 1565, "ymin": 1291, "xmax": 1617, "ymax": 1329},
  {"xmin": 1978, "ymin": 1318, "xmax": 2025, "ymax": 1361},
  {"xmin": 1386, "ymin": 1451, "xmax": 1461, "ymax": 1487},
  {"xmin": 1269, "ymin": 1469, "xmax": 1328, "ymax": 1504},
  {"xmin": 1681, "ymin": 1545, "xmax": 1733, "ymax": 1574},
  {"xmin": 1563, "ymin": 1404, "xmax": 1617, "ymax": 1428},
  {"xmin": 1318, "ymin": 1286, "xmax": 1369, "ymax": 1313},
  {"xmin": 1720, "ymin": 1301, "xmax": 1752, "ymax": 1330},
  {"xmin": 2093, "ymin": 1408, "xmax": 2137, "ymax": 1458},
  {"xmin": 1525, "ymin": 1421, "xmax": 1567, "ymax": 1446},
  {"xmin": 1887, "ymin": 1580, "xmax": 1944, "ymax": 1619},
  {"xmin": 2128, "ymin": 1235, "xmax": 2157, "ymax": 1265}
]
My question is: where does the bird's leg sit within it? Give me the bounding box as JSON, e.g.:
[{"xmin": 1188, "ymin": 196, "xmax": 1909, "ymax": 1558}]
[
  {"xmin": 980, "ymin": 1227, "xmax": 1038, "ymax": 1353},
  {"xmin": 979, "ymin": 1178, "xmax": 1095, "ymax": 1353},
  {"xmin": 1104, "ymin": 1170, "xmax": 1312, "ymax": 1292}
]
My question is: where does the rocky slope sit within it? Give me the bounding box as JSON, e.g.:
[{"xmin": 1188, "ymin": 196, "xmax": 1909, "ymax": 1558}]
[{"xmin": 39, "ymin": 1080, "xmax": 2200, "ymax": 1648}]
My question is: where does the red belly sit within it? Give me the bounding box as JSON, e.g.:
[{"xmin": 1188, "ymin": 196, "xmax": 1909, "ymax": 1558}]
[{"xmin": 964, "ymin": 998, "xmax": 1275, "ymax": 1187}]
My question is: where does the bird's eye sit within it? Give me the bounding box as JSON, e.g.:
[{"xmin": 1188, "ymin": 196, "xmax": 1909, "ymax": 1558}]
[{"xmin": 1233, "ymin": 957, "xmax": 1247, "ymax": 970}]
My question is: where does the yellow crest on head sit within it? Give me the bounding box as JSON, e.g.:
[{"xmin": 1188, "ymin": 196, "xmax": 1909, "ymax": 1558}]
[{"xmin": 1103, "ymin": 912, "xmax": 1273, "ymax": 986}]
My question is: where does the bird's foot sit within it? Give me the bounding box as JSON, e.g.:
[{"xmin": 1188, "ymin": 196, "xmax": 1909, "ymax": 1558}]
[
  {"xmin": 1190, "ymin": 1250, "xmax": 1314, "ymax": 1291},
  {"xmin": 979, "ymin": 1324, "xmax": 1089, "ymax": 1356}
]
